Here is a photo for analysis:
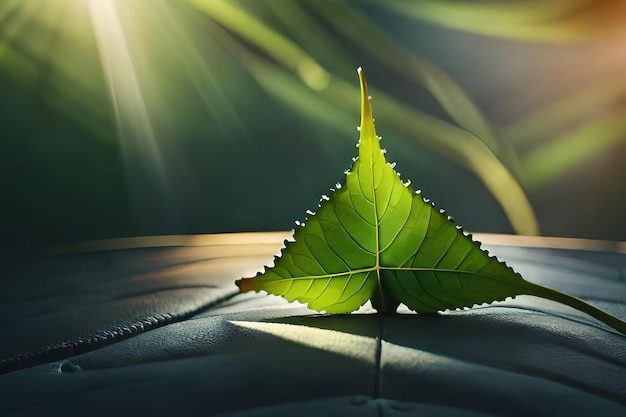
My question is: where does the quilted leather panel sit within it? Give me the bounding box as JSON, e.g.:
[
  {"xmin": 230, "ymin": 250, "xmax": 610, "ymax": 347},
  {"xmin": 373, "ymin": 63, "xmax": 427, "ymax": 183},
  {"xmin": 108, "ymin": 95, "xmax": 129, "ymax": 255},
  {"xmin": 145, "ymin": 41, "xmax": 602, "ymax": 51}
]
[{"xmin": 0, "ymin": 233, "xmax": 624, "ymax": 416}]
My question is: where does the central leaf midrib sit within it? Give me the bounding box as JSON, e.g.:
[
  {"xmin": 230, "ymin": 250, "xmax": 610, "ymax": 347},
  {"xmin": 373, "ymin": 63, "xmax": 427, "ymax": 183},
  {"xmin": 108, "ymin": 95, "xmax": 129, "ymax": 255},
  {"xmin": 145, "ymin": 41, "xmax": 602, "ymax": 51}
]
[
  {"xmin": 370, "ymin": 142, "xmax": 384, "ymax": 310},
  {"xmin": 273, "ymin": 266, "xmax": 525, "ymax": 286}
]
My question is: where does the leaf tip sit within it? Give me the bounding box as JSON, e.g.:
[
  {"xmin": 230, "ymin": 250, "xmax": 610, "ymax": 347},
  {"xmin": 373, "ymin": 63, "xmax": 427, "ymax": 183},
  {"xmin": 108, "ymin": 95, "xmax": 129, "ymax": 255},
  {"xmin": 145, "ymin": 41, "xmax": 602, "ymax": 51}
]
[{"xmin": 357, "ymin": 67, "xmax": 377, "ymax": 145}]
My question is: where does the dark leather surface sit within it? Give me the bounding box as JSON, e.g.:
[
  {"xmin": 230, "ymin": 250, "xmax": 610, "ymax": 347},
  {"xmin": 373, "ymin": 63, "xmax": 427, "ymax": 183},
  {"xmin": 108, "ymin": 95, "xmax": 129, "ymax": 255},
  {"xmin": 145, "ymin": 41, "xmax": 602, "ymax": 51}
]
[{"xmin": 0, "ymin": 233, "xmax": 624, "ymax": 416}]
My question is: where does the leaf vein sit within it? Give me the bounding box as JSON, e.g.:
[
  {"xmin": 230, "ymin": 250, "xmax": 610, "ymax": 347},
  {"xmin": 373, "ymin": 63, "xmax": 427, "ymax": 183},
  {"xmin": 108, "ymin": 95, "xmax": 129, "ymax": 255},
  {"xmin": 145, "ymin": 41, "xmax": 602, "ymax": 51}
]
[
  {"xmin": 355, "ymin": 164, "xmax": 374, "ymax": 204},
  {"xmin": 405, "ymin": 205, "xmax": 432, "ymax": 266},
  {"xmin": 376, "ymin": 170, "xmax": 396, "ymax": 221},
  {"xmin": 393, "ymin": 269, "xmax": 437, "ymax": 311},
  {"xmin": 379, "ymin": 194, "xmax": 411, "ymax": 254},
  {"xmin": 434, "ymin": 232, "xmax": 458, "ymax": 268},
  {"xmin": 328, "ymin": 205, "xmax": 377, "ymax": 255},
  {"xmin": 319, "ymin": 217, "xmax": 376, "ymax": 256},
  {"xmin": 316, "ymin": 220, "xmax": 352, "ymax": 271}
]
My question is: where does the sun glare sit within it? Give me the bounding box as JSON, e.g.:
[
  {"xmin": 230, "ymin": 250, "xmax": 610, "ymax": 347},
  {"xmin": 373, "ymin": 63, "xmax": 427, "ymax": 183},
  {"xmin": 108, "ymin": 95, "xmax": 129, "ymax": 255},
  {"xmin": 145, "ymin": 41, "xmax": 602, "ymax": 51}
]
[
  {"xmin": 84, "ymin": 0, "xmax": 182, "ymax": 232},
  {"xmin": 86, "ymin": 0, "xmax": 166, "ymax": 177},
  {"xmin": 0, "ymin": 0, "xmax": 260, "ymax": 235}
]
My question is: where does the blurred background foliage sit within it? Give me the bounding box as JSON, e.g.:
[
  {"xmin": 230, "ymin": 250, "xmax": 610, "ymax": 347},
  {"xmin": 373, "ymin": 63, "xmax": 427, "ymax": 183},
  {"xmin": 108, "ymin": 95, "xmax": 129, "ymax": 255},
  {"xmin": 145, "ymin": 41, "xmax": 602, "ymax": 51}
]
[{"xmin": 1, "ymin": 0, "xmax": 625, "ymax": 253}]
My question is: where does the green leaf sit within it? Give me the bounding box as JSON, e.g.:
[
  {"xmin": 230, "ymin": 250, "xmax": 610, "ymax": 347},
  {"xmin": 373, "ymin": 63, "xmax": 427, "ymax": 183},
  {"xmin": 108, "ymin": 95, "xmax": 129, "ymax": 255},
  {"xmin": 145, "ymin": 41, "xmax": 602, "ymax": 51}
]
[{"xmin": 236, "ymin": 68, "xmax": 626, "ymax": 335}]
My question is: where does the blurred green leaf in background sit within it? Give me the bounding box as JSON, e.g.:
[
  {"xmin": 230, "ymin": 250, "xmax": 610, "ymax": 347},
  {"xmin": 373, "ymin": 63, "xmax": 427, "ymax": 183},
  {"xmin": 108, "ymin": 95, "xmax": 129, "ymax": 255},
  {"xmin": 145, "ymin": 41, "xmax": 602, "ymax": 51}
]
[{"xmin": 1, "ymin": 0, "xmax": 625, "ymax": 253}]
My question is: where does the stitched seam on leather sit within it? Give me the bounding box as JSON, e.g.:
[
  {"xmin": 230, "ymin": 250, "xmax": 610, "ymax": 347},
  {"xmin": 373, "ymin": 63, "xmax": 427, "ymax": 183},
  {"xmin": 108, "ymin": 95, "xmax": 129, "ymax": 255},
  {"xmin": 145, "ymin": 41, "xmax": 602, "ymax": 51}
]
[
  {"xmin": 0, "ymin": 290, "xmax": 238, "ymax": 374},
  {"xmin": 373, "ymin": 314, "xmax": 385, "ymax": 398}
]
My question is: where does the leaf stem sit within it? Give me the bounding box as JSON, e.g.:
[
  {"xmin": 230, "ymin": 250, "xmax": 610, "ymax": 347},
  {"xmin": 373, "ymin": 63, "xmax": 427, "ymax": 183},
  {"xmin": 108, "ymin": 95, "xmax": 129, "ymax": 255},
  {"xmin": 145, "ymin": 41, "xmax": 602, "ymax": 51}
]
[{"xmin": 527, "ymin": 282, "xmax": 626, "ymax": 335}]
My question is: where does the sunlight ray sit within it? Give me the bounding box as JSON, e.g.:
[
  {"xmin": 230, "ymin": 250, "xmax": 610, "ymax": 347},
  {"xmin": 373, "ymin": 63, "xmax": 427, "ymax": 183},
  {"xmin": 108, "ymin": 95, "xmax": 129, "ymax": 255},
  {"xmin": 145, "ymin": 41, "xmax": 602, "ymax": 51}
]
[
  {"xmin": 155, "ymin": 0, "xmax": 251, "ymax": 144},
  {"xmin": 230, "ymin": 320, "xmax": 377, "ymax": 364},
  {"xmin": 87, "ymin": 0, "xmax": 177, "ymax": 231}
]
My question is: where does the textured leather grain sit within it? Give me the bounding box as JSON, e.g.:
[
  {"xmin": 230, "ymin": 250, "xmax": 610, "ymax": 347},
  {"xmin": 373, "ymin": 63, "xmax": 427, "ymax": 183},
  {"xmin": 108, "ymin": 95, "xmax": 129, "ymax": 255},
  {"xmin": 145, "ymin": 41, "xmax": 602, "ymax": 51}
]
[{"xmin": 0, "ymin": 233, "xmax": 624, "ymax": 416}]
